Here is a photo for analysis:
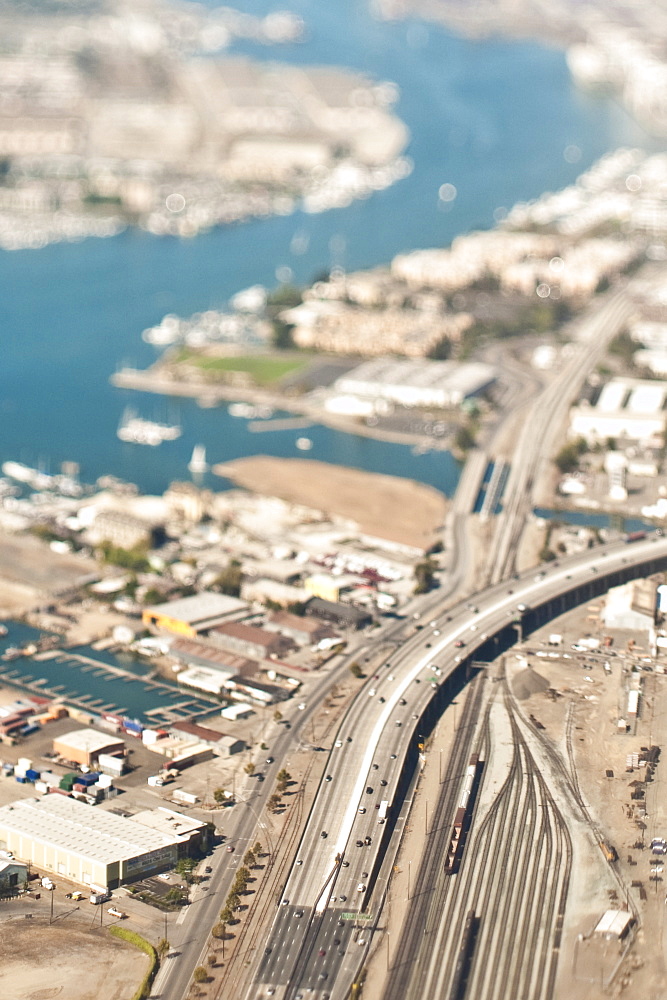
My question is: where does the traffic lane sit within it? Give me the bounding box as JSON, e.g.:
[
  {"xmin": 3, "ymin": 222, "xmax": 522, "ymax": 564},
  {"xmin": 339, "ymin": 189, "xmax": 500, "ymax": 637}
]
[
  {"xmin": 283, "ymin": 715, "xmax": 384, "ymax": 905},
  {"xmin": 260, "ymin": 905, "xmax": 317, "ymax": 983}
]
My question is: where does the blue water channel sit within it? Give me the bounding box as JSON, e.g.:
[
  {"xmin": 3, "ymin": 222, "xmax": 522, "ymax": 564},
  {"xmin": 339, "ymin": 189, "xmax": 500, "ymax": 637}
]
[
  {"xmin": 0, "ymin": 3, "xmax": 659, "ymax": 497},
  {"xmin": 0, "ymin": 623, "xmax": 216, "ymax": 724}
]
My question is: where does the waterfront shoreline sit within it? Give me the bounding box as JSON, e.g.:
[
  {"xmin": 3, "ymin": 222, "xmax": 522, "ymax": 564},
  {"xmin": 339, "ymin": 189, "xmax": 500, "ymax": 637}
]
[{"xmin": 110, "ymin": 365, "xmax": 457, "ymax": 454}]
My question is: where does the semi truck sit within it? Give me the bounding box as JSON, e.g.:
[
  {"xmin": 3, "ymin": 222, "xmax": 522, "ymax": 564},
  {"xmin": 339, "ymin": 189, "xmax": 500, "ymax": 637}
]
[{"xmin": 378, "ymin": 800, "xmax": 389, "ymax": 823}]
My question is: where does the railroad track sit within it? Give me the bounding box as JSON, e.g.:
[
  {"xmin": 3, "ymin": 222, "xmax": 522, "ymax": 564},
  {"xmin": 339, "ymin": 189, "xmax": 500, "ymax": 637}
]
[
  {"xmin": 382, "ymin": 672, "xmax": 488, "ymax": 1000},
  {"xmin": 430, "ymin": 680, "xmax": 572, "ymax": 1000},
  {"xmin": 213, "ymin": 756, "xmax": 315, "ymax": 999},
  {"xmin": 384, "ymin": 672, "xmax": 573, "ymax": 1000},
  {"xmin": 513, "ymin": 684, "xmax": 640, "ymax": 921}
]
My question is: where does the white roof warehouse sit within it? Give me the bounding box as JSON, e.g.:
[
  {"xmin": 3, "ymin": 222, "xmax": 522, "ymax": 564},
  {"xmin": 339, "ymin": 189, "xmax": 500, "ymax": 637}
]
[{"xmin": 0, "ymin": 795, "xmax": 190, "ymax": 889}]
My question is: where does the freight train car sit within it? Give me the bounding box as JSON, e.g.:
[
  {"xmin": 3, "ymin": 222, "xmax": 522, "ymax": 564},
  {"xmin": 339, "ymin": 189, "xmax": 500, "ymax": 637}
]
[{"xmin": 445, "ymin": 754, "xmax": 480, "ymax": 874}]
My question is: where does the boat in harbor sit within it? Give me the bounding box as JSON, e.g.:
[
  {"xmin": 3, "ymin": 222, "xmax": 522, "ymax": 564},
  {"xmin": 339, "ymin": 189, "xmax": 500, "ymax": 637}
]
[
  {"xmin": 188, "ymin": 444, "xmax": 209, "ymax": 474},
  {"xmin": 228, "ymin": 402, "xmax": 274, "ymax": 419},
  {"xmin": 2, "ymin": 460, "xmax": 54, "ymax": 491},
  {"xmin": 117, "ymin": 407, "xmax": 181, "ymax": 446}
]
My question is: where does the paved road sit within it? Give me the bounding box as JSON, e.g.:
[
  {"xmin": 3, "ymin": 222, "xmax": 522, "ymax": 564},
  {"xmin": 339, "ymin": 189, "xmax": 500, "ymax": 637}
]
[
  {"xmin": 487, "ymin": 283, "xmax": 637, "ymax": 585},
  {"xmin": 243, "ymin": 533, "xmax": 667, "ymax": 1000}
]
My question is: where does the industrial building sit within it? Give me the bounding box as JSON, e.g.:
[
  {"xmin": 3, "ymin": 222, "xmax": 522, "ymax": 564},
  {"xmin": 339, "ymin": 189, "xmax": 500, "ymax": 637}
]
[
  {"xmin": 0, "ymin": 859, "xmax": 27, "ymax": 895},
  {"xmin": 142, "ymin": 592, "xmax": 249, "ymax": 637},
  {"xmin": 169, "ymin": 720, "xmax": 245, "ymax": 755},
  {"xmin": 0, "ymin": 796, "xmax": 190, "ymax": 889},
  {"xmin": 129, "ymin": 807, "xmax": 208, "ymax": 851},
  {"xmin": 332, "ymin": 358, "xmax": 496, "ymax": 409},
  {"xmin": 594, "ymin": 909, "xmax": 634, "ymax": 940},
  {"xmin": 265, "ymin": 610, "xmax": 337, "ymax": 646},
  {"xmin": 53, "ymin": 728, "xmax": 125, "ymax": 768},
  {"xmin": 305, "ymin": 597, "xmax": 372, "ymax": 630},
  {"xmin": 569, "ymin": 377, "xmax": 667, "ymax": 445},
  {"xmin": 208, "ymin": 621, "xmax": 296, "ymax": 660}
]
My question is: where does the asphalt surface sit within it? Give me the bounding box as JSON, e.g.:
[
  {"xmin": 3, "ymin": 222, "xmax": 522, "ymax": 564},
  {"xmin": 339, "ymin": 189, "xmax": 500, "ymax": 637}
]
[{"xmin": 243, "ymin": 533, "xmax": 667, "ymax": 1000}]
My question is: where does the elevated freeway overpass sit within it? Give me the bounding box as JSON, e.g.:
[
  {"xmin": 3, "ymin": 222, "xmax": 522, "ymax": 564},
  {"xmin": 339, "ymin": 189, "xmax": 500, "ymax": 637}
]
[{"xmin": 245, "ymin": 531, "xmax": 667, "ymax": 1000}]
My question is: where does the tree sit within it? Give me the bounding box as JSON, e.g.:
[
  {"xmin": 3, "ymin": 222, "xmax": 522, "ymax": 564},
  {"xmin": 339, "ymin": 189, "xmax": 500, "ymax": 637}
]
[
  {"xmin": 414, "ymin": 558, "xmax": 437, "ymax": 595},
  {"xmin": 273, "ymin": 709, "xmax": 283, "ymax": 722},
  {"xmin": 349, "ymin": 662, "xmax": 363, "ymax": 678},
  {"xmin": 268, "ymin": 793, "xmax": 281, "ymax": 812},
  {"xmin": 214, "ymin": 560, "xmax": 242, "ymax": 597},
  {"xmin": 99, "ymin": 541, "xmax": 150, "ymax": 572},
  {"xmin": 243, "ymin": 850, "xmax": 256, "ymax": 868},
  {"xmin": 212, "ymin": 921, "xmax": 226, "ymax": 938},
  {"xmin": 176, "ymin": 858, "xmax": 198, "ymax": 882},
  {"xmin": 244, "ymin": 762, "xmax": 255, "ymax": 776},
  {"xmin": 213, "ymin": 787, "xmax": 227, "ymax": 805},
  {"xmin": 428, "ymin": 335, "xmax": 452, "ymax": 360},
  {"xmin": 276, "ymin": 769, "xmax": 291, "ymax": 785},
  {"xmin": 253, "ymin": 841, "xmax": 263, "ymax": 857},
  {"xmin": 166, "ymin": 886, "xmax": 187, "ymax": 904},
  {"xmin": 454, "ymin": 423, "xmax": 475, "ymax": 453},
  {"xmin": 157, "ymin": 938, "xmax": 170, "ymax": 958},
  {"xmin": 554, "ymin": 436, "xmax": 587, "ymax": 474},
  {"xmin": 271, "ymin": 318, "xmax": 295, "ymax": 350},
  {"xmin": 193, "ymin": 966, "xmax": 208, "ymax": 984}
]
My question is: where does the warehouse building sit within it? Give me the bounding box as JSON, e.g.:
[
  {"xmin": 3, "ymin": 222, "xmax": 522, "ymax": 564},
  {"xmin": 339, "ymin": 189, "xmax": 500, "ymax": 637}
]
[
  {"xmin": 265, "ymin": 610, "xmax": 338, "ymax": 647},
  {"xmin": 332, "ymin": 358, "xmax": 496, "ymax": 409},
  {"xmin": 142, "ymin": 592, "xmax": 249, "ymax": 637},
  {"xmin": 208, "ymin": 621, "xmax": 296, "ymax": 660},
  {"xmin": 53, "ymin": 728, "xmax": 125, "ymax": 768},
  {"xmin": 305, "ymin": 597, "xmax": 372, "ymax": 630},
  {"xmin": 0, "ymin": 796, "xmax": 184, "ymax": 889},
  {"xmin": 569, "ymin": 377, "xmax": 667, "ymax": 445}
]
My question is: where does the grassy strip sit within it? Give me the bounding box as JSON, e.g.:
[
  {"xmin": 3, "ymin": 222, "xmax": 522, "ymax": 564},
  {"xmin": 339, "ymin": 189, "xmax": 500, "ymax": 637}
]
[
  {"xmin": 172, "ymin": 350, "xmax": 306, "ymax": 385},
  {"xmin": 109, "ymin": 926, "xmax": 157, "ymax": 1000}
]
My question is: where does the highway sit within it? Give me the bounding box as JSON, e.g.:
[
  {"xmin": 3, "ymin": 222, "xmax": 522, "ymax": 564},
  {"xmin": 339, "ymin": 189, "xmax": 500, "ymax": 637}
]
[
  {"xmin": 487, "ymin": 283, "xmax": 637, "ymax": 585},
  {"xmin": 155, "ymin": 273, "xmax": 664, "ymax": 1000},
  {"xmin": 240, "ymin": 533, "xmax": 667, "ymax": 1000}
]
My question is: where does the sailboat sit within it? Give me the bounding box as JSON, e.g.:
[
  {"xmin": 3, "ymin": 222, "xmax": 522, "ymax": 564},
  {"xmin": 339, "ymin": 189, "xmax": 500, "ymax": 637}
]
[{"xmin": 188, "ymin": 445, "xmax": 208, "ymax": 474}]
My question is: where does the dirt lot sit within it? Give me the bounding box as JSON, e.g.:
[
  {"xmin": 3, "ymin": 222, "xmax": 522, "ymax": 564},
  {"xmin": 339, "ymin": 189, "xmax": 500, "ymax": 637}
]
[
  {"xmin": 0, "ymin": 918, "xmax": 149, "ymax": 1000},
  {"xmin": 213, "ymin": 455, "xmax": 447, "ymax": 551},
  {"xmin": 0, "ymin": 534, "xmax": 98, "ymax": 599},
  {"xmin": 505, "ymin": 606, "xmax": 667, "ymax": 1000}
]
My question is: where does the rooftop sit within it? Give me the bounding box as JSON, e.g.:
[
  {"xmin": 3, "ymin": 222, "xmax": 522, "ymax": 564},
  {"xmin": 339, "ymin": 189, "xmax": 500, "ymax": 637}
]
[
  {"xmin": 54, "ymin": 728, "xmax": 123, "ymax": 754},
  {"xmin": 130, "ymin": 806, "xmax": 206, "ymax": 841},
  {"xmin": 0, "ymin": 796, "xmax": 180, "ymax": 865},
  {"xmin": 145, "ymin": 592, "xmax": 248, "ymax": 625}
]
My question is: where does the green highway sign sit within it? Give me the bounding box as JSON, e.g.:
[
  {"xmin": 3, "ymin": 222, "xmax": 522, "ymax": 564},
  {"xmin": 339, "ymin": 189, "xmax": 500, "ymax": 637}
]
[{"xmin": 341, "ymin": 912, "xmax": 372, "ymax": 921}]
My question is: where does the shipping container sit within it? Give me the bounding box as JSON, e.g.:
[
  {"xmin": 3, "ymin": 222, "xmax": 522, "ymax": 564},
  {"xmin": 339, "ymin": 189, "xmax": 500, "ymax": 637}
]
[
  {"xmin": 172, "ymin": 788, "xmax": 199, "ymax": 805},
  {"xmin": 97, "ymin": 753, "xmax": 125, "ymax": 775},
  {"xmin": 122, "ymin": 718, "xmax": 143, "ymax": 736},
  {"xmin": 25, "ymin": 768, "xmax": 40, "ymax": 782}
]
